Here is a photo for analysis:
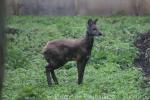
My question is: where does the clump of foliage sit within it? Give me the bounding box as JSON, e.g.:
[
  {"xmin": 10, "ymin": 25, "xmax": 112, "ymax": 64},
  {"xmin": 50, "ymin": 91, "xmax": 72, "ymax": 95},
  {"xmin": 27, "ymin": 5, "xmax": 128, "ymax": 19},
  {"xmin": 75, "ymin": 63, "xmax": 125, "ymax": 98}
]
[{"xmin": 2, "ymin": 16, "xmax": 150, "ymax": 100}]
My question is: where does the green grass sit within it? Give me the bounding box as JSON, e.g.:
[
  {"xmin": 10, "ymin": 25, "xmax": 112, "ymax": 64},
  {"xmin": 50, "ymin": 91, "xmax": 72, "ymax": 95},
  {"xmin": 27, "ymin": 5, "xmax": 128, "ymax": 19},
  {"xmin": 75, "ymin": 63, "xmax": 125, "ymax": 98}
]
[{"xmin": 2, "ymin": 16, "xmax": 150, "ymax": 100}]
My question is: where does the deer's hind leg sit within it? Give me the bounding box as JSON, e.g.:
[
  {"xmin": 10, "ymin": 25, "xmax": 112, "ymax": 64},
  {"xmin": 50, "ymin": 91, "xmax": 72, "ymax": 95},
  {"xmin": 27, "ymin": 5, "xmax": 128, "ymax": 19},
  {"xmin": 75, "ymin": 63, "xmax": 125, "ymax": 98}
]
[
  {"xmin": 45, "ymin": 64, "xmax": 52, "ymax": 86},
  {"xmin": 50, "ymin": 70, "xmax": 58, "ymax": 84}
]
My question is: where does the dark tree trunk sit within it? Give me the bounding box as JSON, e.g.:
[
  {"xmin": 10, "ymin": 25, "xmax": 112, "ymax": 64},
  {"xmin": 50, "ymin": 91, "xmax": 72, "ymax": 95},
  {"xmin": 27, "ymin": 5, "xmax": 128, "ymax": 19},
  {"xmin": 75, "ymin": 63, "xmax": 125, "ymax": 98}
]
[{"xmin": 0, "ymin": 0, "xmax": 6, "ymax": 99}]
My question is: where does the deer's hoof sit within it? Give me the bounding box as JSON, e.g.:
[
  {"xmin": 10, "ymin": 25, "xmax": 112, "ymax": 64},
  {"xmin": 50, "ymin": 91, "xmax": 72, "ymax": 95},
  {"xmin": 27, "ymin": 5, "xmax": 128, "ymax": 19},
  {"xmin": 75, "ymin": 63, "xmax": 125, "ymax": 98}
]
[
  {"xmin": 77, "ymin": 81, "xmax": 83, "ymax": 85},
  {"xmin": 48, "ymin": 83, "xmax": 52, "ymax": 86},
  {"xmin": 55, "ymin": 82, "xmax": 59, "ymax": 85}
]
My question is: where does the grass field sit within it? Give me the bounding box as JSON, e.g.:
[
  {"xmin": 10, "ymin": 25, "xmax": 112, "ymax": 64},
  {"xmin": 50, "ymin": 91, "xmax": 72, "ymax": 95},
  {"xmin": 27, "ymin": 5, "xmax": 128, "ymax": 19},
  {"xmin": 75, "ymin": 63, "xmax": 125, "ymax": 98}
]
[{"xmin": 2, "ymin": 16, "xmax": 150, "ymax": 100}]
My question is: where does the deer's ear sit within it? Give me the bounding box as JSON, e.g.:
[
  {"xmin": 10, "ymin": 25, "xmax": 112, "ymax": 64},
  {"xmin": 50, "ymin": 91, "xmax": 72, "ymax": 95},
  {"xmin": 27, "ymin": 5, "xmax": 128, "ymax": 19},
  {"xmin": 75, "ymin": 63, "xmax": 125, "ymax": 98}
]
[
  {"xmin": 88, "ymin": 19, "xmax": 93, "ymax": 25},
  {"xmin": 94, "ymin": 19, "xmax": 98, "ymax": 24}
]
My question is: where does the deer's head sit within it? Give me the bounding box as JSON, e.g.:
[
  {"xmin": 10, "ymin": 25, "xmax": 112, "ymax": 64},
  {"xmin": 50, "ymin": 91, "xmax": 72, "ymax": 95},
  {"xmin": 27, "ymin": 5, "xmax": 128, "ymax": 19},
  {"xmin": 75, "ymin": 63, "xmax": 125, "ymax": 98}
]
[{"xmin": 87, "ymin": 19, "xmax": 102, "ymax": 36}]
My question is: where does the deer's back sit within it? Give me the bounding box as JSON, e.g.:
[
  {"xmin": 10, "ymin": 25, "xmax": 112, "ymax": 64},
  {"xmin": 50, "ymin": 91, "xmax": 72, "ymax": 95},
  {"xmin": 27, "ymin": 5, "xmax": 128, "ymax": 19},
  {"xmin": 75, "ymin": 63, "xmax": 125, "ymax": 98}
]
[{"xmin": 43, "ymin": 39, "xmax": 84, "ymax": 52}]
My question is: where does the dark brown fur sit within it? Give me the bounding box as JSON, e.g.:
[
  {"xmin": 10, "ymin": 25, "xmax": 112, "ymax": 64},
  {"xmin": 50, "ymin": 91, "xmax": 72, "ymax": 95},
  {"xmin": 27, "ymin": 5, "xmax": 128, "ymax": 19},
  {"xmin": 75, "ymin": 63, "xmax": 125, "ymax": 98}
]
[{"xmin": 43, "ymin": 19, "xmax": 102, "ymax": 86}]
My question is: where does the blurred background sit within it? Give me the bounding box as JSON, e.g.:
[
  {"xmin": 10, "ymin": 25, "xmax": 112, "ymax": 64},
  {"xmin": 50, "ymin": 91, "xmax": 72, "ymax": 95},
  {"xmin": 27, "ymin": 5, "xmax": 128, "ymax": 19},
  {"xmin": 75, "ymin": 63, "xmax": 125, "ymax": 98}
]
[
  {"xmin": 6, "ymin": 0, "xmax": 150, "ymax": 16},
  {"xmin": 1, "ymin": 0, "xmax": 150, "ymax": 99},
  {"xmin": 0, "ymin": 0, "xmax": 150, "ymax": 100}
]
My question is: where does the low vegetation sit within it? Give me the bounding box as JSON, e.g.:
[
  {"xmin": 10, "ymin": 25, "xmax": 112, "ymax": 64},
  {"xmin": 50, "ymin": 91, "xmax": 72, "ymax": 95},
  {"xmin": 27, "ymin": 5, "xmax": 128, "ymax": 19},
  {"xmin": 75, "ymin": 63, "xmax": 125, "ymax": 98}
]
[{"xmin": 2, "ymin": 16, "xmax": 150, "ymax": 100}]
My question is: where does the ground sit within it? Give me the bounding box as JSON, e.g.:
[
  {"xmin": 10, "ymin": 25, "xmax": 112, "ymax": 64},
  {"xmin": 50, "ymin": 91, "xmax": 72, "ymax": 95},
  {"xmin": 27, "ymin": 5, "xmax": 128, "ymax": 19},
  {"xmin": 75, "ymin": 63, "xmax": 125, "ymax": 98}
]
[{"xmin": 2, "ymin": 16, "xmax": 150, "ymax": 100}]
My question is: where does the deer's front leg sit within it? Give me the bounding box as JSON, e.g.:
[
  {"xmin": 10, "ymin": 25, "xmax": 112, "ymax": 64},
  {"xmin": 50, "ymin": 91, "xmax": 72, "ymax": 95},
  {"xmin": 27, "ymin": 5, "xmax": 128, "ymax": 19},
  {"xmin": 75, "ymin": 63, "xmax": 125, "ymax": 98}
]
[
  {"xmin": 45, "ymin": 65, "xmax": 52, "ymax": 86},
  {"xmin": 77, "ymin": 59, "xmax": 88, "ymax": 84}
]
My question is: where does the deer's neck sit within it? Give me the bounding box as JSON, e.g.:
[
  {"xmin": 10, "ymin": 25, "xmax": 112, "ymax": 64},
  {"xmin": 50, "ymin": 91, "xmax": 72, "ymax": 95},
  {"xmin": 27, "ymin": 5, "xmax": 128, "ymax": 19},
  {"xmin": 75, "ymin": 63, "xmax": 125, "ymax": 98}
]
[{"xmin": 84, "ymin": 33, "xmax": 94, "ymax": 54}]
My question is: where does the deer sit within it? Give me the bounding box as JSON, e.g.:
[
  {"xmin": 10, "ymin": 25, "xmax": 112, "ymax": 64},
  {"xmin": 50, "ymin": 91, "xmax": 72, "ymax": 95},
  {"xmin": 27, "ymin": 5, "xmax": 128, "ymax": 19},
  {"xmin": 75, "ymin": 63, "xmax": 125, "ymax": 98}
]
[{"xmin": 43, "ymin": 19, "xmax": 103, "ymax": 86}]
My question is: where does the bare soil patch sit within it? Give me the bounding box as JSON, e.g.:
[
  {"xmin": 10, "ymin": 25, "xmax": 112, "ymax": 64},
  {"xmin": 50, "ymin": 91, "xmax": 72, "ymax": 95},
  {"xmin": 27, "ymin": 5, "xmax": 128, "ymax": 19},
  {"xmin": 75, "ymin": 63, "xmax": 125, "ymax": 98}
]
[{"xmin": 134, "ymin": 32, "xmax": 150, "ymax": 76}]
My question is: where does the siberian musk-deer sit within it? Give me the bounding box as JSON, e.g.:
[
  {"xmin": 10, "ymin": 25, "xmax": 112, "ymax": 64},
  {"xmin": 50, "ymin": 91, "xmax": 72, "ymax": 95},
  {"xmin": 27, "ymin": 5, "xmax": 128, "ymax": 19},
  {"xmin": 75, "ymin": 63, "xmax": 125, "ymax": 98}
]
[{"xmin": 43, "ymin": 19, "xmax": 103, "ymax": 86}]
